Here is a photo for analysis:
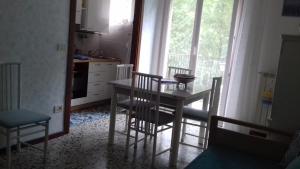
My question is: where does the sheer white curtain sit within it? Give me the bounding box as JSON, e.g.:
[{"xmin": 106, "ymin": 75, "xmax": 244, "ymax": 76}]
[
  {"xmin": 138, "ymin": 0, "xmax": 171, "ymax": 75},
  {"xmin": 222, "ymin": 0, "xmax": 268, "ymax": 123}
]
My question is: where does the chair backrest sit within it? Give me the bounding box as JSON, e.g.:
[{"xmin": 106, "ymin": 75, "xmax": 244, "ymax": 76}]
[
  {"xmin": 0, "ymin": 63, "xmax": 21, "ymax": 111},
  {"xmin": 116, "ymin": 64, "xmax": 134, "ymax": 80},
  {"xmin": 116, "ymin": 64, "xmax": 134, "ymax": 102},
  {"xmin": 129, "ymin": 72, "xmax": 162, "ymax": 133},
  {"xmin": 167, "ymin": 66, "xmax": 192, "ymax": 79},
  {"xmin": 208, "ymin": 77, "xmax": 222, "ymax": 116}
]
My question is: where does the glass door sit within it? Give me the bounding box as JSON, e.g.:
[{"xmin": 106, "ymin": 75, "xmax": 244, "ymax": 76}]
[
  {"xmin": 194, "ymin": 0, "xmax": 235, "ymax": 91},
  {"xmin": 164, "ymin": 0, "xmax": 235, "ymax": 110}
]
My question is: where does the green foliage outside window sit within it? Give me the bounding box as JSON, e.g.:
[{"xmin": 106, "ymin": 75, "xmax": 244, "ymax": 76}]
[{"xmin": 167, "ymin": 0, "xmax": 234, "ymax": 89}]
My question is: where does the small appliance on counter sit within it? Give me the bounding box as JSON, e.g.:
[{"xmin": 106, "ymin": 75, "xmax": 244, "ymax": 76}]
[{"xmin": 74, "ymin": 54, "xmax": 90, "ymax": 60}]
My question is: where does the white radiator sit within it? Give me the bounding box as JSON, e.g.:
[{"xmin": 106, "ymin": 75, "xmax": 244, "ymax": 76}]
[{"xmin": 0, "ymin": 63, "xmax": 21, "ymax": 111}]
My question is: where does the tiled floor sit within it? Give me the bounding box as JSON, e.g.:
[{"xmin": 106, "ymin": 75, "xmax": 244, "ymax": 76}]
[{"xmin": 0, "ymin": 106, "xmax": 203, "ymax": 169}]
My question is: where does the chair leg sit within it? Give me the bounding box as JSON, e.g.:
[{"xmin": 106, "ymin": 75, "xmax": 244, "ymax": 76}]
[
  {"xmin": 134, "ymin": 121, "xmax": 139, "ymax": 150},
  {"xmin": 124, "ymin": 111, "xmax": 129, "ymax": 132},
  {"xmin": 150, "ymin": 123, "xmax": 154, "ymax": 140},
  {"xmin": 6, "ymin": 129, "xmax": 11, "ymax": 169},
  {"xmin": 144, "ymin": 122, "xmax": 149, "ymax": 149},
  {"xmin": 17, "ymin": 126, "xmax": 21, "ymax": 152},
  {"xmin": 43, "ymin": 121, "xmax": 49, "ymax": 165},
  {"xmin": 181, "ymin": 119, "xmax": 187, "ymax": 142},
  {"xmin": 151, "ymin": 125, "xmax": 158, "ymax": 168},
  {"xmin": 203, "ymin": 127, "xmax": 209, "ymax": 149},
  {"xmin": 198, "ymin": 122, "xmax": 206, "ymax": 145},
  {"xmin": 125, "ymin": 117, "xmax": 132, "ymax": 158}
]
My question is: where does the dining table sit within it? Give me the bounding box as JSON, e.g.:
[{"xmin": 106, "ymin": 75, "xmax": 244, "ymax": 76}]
[{"xmin": 108, "ymin": 78, "xmax": 211, "ymax": 167}]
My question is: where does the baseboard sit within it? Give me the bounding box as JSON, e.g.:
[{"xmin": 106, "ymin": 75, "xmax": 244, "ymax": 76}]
[
  {"xmin": 28, "ymin": 131, "xmax": 66, "ymax": 145},
  {"xmin": 71, "ymin": 99, "xmax": 110, "ymax": 112}
]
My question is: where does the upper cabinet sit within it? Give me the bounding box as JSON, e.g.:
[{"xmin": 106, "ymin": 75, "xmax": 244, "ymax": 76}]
[
  {"xmin": 76, "ymin": 0, "xmax": 110, "ymax": 33},
  {"xmin": 75, "ymin": 0, "xmax": 82, "ymax": 24}
]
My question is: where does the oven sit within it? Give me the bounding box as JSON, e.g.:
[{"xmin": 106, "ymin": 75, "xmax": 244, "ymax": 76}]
[{"xmin": 72, "ymin": 62, "xmax": 88, "ymax": 99}]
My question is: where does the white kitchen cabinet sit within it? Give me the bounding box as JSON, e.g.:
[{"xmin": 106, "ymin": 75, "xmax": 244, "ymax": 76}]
[
  {"xmin": 80, "ymin": 0, "xmax": 110, "ymax": 33},
  {"xmin": 71, "ymin": 61, "xmax": 118, "ymax": 106}
]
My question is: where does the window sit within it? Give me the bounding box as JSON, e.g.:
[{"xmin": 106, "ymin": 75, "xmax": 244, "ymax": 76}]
[{"xmin": 109, "ymin": 0, "xmax": 134, "ymax": 27}]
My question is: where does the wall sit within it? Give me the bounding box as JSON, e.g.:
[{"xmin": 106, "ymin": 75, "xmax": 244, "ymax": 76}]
[
  {"xmin": 0, "ymin": 0, "xmax": 70, "ymax": 145},
  {"xmin": 258, "ymin": 0, "xmax": 300, "ymax": 73},
  {"xmin": 257, "ymin": 0, "xmax": 300, "ymax": 132},
  {"xmin": 75, "ymin": 24, "xmax": 133, "ymax": 63}
]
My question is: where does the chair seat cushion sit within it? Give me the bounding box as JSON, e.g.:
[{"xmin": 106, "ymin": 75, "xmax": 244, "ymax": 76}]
[
  {"xmin": 0, "ymin": 109, "xmax": 51, "ymax": 128},
  {"xmin": 132, "ymin": 111, "xmax": 175, "ymax": 126},
  {"xmin": 185, "ymin": 145, "xmax": 283, "ymax": 169},
  {"xmin": 117, "ymin": 99, "xmax": 137, "ymax": 109},
  {"xmin": 182, "ymin": 106, "xmax": 209, "ymax": 122}
]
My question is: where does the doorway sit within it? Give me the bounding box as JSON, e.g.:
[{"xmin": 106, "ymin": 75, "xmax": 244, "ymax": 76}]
[{"xmin": 64, "ymin": 0, "xmax": 143, "ymax": 133}]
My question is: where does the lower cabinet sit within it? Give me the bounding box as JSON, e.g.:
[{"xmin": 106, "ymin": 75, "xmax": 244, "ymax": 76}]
[{"xmin": 71, "ymin": 61, "xmax": 118, "ymax": 106}]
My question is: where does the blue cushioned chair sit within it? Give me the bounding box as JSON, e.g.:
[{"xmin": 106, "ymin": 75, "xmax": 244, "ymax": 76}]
[
  {"xmin": 181, "ymin": 77, "xmax": 222, "ymax": 149},
  {"xmin": 0, "ymin": 63, "xmax": 51, "ymax": 169},
  {"xmin": 115, "ymin": 64, "xmax": 134, "ymax": 133}
]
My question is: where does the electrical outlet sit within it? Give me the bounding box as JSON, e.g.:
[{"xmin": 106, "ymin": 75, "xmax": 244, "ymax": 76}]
[{"xmin": 53, "ymin": 105, "xmax": 63, "ymax": 114}]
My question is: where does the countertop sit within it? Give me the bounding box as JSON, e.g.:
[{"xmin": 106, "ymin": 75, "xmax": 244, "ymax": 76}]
[{"xmin": 74, "ymin": 57, "xmax": 121, "ymax": 63}]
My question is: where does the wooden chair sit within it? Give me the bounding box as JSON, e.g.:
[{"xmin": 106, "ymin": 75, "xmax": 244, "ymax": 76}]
[
  {"xmin": 116, "ymin": 64, "xmax": 133, "ymax": 80},
  {"xmin": 115, "ymin": 64, "xmax": 133, "ymax": 132},
  {"xmin": 180, "ymin": 77, "xmax": 222, "ymax": 149},
  {"xmin": 167, "ymin": 66, "xmax": 192, "ymax": 79},
  {"xmin": 0, "ymin": 63, "xmax": 51, "ymax": 169},
  {"xmin": 162, "ymin": 66, "xmax": 192, "ymax": 110},
  {"xmin": 125, "ymin": 72, "xmax": 175, "ymax": 167}
]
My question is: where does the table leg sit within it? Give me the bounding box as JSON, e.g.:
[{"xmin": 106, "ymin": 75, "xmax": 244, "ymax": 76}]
[
  {"xmin": 169, "ymin": 99, "xmax": 184, "ymax": 167},
  {"xmin": 6, "ymin": 129, "xmax": 11, "ymax": 169},
  {"xmin": 108, "ymin": 87, "xmax": 117, "ymax": 145}
]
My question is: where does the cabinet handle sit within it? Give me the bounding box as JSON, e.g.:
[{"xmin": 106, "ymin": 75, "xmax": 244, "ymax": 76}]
[{"xmin": 94, "ymin": 84, "xmax": 100, "ymax": 86}]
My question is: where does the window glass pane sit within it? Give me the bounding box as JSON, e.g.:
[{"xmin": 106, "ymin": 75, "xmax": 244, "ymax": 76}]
[
  {"xmin": 109, "ymin": 0, "xmax": 134, "ymax": 27},
  {"xmin": 195, "ymin": 0, "xmax": 234, "ymax": 90},
  {"xmin": 166, "ymin": 0, "xmax": 197, "ymax": 69}
]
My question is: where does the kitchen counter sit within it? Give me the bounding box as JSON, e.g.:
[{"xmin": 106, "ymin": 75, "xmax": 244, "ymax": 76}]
[{"xmin": 74, "ymin": 57, "xmax": 121, "ymax": 63}]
